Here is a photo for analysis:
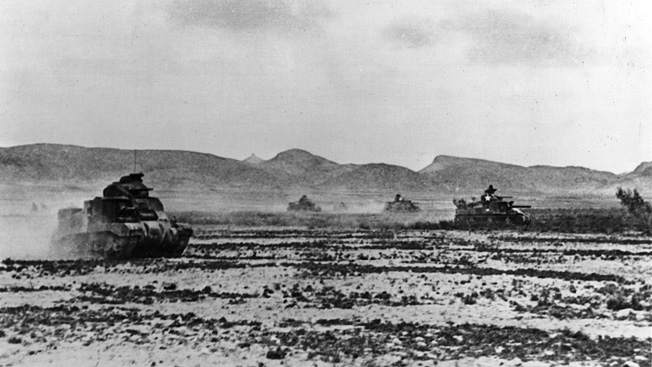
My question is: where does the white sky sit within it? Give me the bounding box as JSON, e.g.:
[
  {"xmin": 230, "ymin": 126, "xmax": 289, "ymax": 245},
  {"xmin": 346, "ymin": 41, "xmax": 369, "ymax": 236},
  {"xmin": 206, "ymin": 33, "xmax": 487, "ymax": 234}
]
[{"xmin": 1, "ymin": 0, "xmax": 650, "ymax": 173}]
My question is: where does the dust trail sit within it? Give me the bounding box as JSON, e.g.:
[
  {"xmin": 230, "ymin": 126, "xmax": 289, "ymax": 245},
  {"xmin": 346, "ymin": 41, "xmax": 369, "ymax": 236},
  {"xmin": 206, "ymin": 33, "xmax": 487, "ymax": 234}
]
[
  {"xmin": 0, "ymin": 189, "xmax": 89, "ymax": 260},
  {"xmin": 0, "ymin": 211, "xmax": 57, "ymax": 260}
]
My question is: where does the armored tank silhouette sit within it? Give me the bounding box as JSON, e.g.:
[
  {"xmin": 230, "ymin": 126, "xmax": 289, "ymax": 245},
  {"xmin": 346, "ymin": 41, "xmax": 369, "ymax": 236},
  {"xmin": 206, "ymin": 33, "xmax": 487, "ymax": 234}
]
[
  {"xmin": 384, "ymin": 194, "xmax": 420, "ymax": 213},
  {"xmin": 51, "ymin": 173, "xmax": 193, "ymax": 259},
  {"xmin": 333, "ymin": 202, "xmax": 349, "ymax": 212},
  {"xmin": 453, "ymin": 185, "xmax": 531, "ymax": 227},
  {"xmin": 287, "ymin": 195, "xmax": 321, "ymax": 212}
]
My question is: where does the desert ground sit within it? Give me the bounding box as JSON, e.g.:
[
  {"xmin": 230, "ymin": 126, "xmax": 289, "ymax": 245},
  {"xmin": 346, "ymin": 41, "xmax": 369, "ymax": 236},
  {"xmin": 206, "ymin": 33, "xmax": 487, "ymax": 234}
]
[{"xmin": 1, "ymin": 208, "xmax": 651, "ymax": 367}]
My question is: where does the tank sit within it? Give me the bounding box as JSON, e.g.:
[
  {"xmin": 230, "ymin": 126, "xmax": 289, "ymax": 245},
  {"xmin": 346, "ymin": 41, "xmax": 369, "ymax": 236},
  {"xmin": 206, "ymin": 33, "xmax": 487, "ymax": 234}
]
[
  {"xmin": 51, "ymin": 173, "xmax": 193, "ymax": 259},
  {"xmin": 453, "ymin": 186, "xmax": 531, "ymax": 227},
  {"xmin": 384, "ymin": 194, "xmax": 420, "ymax": 213},
  {"xmin": 333, "ymin": 202, "xmax": 349, "ymax": 212},
  {"xmin": 287, "ymin": 195, "xmax": 321, "ymax": 212}
]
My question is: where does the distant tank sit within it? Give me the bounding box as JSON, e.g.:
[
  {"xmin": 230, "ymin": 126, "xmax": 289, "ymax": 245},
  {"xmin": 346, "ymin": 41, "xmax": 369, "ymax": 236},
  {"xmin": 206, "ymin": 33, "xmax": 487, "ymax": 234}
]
[
  {"xmin": 453, "ymin": 185, "xmax": 531, "ymax": 227},
  {"xmin": 333, "ymin": 202, "xmax": 349, "ymax": 212},
  {"xmin": 287, "ymin": 195, "xmax": 321, "ymax": 212},
  {"xmin": 384, "ymin": 194, "xmax": 420, "ymax": 213},
  {"xmin": 51, "ymin": 173, "xmax": 193, "ymax": 259}
]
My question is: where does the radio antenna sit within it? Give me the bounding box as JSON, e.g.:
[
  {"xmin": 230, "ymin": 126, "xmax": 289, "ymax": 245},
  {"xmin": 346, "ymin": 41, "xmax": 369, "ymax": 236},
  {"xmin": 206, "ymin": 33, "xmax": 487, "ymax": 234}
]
[{"xmin": 133, "ymin": 150, "xmax": 137, "ymax": 172}]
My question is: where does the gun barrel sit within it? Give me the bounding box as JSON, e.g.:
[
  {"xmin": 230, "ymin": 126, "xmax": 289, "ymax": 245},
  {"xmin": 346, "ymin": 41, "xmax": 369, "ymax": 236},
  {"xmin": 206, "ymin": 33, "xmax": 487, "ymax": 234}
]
[{"xmin": 511, "ymin": 205, "xmax": 531, "ymax": 208}]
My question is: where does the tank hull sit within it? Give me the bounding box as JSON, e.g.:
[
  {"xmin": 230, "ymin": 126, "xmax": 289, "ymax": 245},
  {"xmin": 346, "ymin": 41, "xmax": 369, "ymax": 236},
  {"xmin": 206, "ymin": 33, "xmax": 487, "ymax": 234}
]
[
  {"xmin": 384, "ymin": 201, "xmax": 420, "ymax": 213},
  {"xmin": 287, "ymin": 203, "xmax": 321, "ymax": 211}
]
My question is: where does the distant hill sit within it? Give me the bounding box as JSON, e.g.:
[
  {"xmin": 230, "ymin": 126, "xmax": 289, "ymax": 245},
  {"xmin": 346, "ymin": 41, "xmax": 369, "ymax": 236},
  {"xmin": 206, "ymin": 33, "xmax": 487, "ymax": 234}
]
[
  {"xmin": 243, "ymin": 154, "xmax": 264, "ymax": 165},
  {"xmin": 610, "ymin": 161, "xmax": 652, "ymax": 194},
  {"xmin": 419, "ymin": 155, "xmax": 532, "ymax": 192},
  {"xmin": 0, "ymin": 144, "xmax": 283, "ymax": 191},
  {"xmin": 0, "ymin": 144, "xmax": 650, "ymax": 197},
  {"xmin": 631, "ymin": 162, "xmax": 652, "ymax": 177},
  {"xmin": 258, "ymin": 149, "xmax": 358, "ymax": 186},
  {"xmin": 419, "ymin": 155, "xmax": 620, "ymax": 195},
  {"xmin": 527, "ymin": 165, "xmax": 616, "ymax": 191}
]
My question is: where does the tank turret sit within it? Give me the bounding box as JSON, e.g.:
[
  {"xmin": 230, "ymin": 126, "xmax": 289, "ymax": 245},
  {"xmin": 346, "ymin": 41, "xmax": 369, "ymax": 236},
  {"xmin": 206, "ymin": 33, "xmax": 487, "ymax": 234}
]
[
  {"xmin": 454, "ymin": 185, "xmax": 531, "ymax": 227},
  {"xmin": 51, "ymin": 173, "xmax": 193, "ymax": 259}
]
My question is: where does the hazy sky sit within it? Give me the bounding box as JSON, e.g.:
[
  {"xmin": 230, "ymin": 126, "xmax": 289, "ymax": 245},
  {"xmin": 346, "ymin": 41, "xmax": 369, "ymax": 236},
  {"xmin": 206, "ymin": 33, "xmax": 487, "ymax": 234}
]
[{"xmin": 1, "ymin": 0, "xmax": 650, "ymax": 173}]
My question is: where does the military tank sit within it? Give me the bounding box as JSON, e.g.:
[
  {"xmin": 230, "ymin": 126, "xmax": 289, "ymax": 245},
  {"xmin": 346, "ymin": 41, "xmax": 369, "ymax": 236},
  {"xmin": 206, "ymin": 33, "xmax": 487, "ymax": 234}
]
[
  {"xmin": 384, "ymin": 194, "xmax": 420, "ymax": 213},
  {"xmin": 333, "ymin": 202, "xmax": 349, "ymax": 212},
  {"xmin": 453, "ymin": 186, "xmax": 531, "ymax": 227},
  {"xmin": 287, "ymin": 195, "xmax": 321, "ymax": 212},
  {"xmin": 51, "ymin": 173, "xmax": 193, "ymax": 259}
]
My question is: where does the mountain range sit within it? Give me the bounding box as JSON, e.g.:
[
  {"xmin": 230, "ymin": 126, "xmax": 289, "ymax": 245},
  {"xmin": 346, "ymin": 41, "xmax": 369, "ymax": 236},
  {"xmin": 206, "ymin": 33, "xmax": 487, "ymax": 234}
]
[{"xmin": 1, "ymin": 144, "xmax": 650, "ymax": 197}]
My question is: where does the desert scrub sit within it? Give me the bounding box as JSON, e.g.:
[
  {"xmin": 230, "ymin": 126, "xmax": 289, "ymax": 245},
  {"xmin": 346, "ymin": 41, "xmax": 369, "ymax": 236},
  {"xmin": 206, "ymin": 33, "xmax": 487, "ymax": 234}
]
[
  {"xmin": 616, "ymin": 187, "xmax": 652, "ymax": 234},
  {"xmin": 598, "ymin": 283, "xmax": 651, "ymax": 311}
]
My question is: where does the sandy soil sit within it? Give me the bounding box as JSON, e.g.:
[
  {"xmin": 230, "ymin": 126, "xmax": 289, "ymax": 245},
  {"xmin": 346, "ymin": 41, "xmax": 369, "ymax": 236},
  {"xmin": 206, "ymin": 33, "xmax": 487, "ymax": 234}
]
[{"xmin": 1, "ymin": 228, "xmax": 650, "ymax": 367}]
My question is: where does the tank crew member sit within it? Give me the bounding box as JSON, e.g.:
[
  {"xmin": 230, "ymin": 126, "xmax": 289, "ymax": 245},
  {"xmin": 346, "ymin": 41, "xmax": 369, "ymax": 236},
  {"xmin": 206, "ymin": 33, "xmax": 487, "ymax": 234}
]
[{"xmin": 395, "ymin": 194, "xmax": 404, "ymax": 202}]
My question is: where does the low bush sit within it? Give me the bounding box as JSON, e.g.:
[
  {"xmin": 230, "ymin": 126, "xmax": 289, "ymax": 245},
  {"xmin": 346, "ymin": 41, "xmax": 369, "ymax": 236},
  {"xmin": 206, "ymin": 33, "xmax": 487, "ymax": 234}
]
[{"xmin": 616, "ymin": 187, "xmax": 652, "ymax": 234}]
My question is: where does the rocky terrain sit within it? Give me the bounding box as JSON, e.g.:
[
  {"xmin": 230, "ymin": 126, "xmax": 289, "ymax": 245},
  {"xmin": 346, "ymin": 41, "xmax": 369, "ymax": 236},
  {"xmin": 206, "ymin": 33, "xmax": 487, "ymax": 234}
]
[{"xmin": 1, "ymin": 228, "xmax": 650, "ymax": 366}]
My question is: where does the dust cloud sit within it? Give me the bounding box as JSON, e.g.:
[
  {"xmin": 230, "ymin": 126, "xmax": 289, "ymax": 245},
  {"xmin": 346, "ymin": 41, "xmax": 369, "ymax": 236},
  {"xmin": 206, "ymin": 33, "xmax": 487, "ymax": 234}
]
[
  {"xmin": 0, "ymin": 187, "xmax": 89, "ymax": 260},
  {"xmin": 0, "ymin": 214, "xmax": 56, "ymax": 260}
]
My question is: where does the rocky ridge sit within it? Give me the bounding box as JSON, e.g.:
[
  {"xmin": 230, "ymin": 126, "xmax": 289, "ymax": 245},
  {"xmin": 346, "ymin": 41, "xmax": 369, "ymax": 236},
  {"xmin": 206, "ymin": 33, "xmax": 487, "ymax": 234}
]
[{"xmin": 0, "ymin": 144, "xmax": 649, "ymax": 195}]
